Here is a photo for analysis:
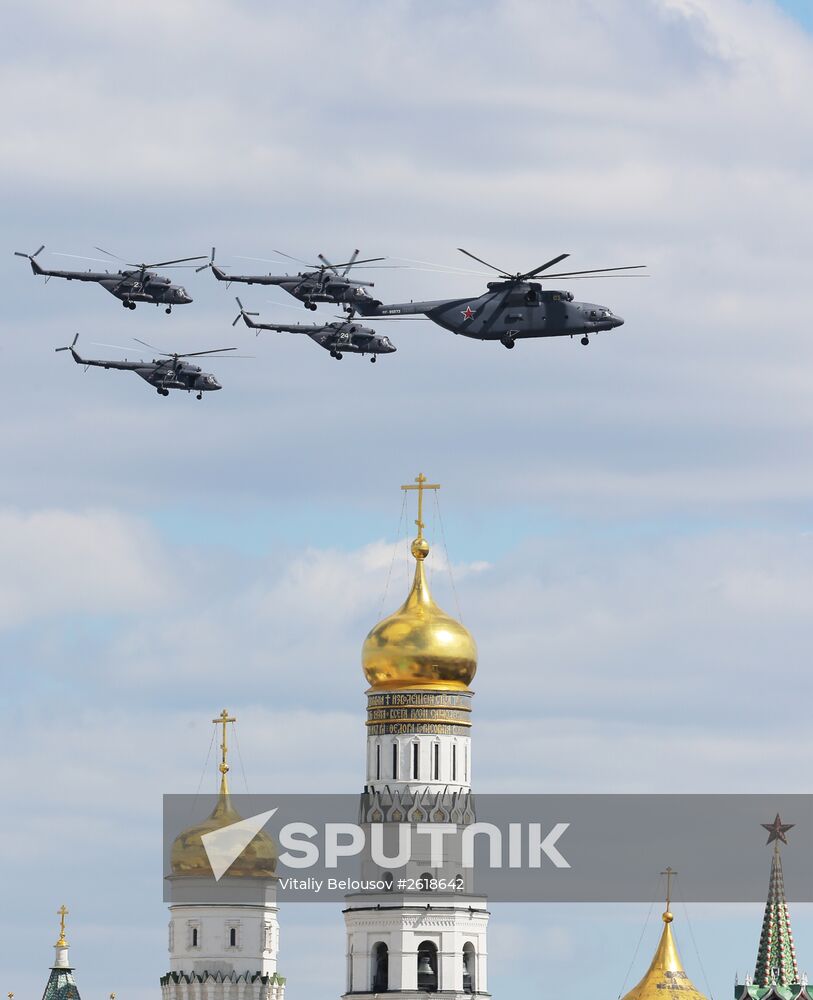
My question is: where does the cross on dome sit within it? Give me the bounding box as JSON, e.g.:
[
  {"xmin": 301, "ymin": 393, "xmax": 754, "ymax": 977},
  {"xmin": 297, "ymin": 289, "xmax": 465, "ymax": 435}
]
[
  {"xmin": 212, "ymin": 709, "xmax": 236, "ymax": 794},
  {"xmin": 401, "ymin": 472, "xmax": 440, "ymax": 543}
]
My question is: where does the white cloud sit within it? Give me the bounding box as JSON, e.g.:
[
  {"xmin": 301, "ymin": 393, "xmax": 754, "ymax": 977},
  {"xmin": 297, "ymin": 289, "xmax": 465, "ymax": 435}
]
[{"xmin": 0, "ymin": 508, "xmax": 175, "ymax": 628}]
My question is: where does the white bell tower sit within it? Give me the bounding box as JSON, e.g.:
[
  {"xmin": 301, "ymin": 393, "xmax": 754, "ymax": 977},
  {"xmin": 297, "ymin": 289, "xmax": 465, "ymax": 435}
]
[
  {"xmin": 342, "ymin": 474, "xmax": 490, "ymax": 1000},
  {"xmin": 161, "ymin": 710, "xmax": 285, "ymax": 1000}
]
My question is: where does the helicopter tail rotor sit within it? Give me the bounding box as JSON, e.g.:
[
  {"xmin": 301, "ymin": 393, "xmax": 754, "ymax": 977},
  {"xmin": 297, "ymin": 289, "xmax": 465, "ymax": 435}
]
[
  {"xmin": 233, "ymin": 296, "xmax": 260, "ymax": 326},
  {"xmin": 15, "ymin": 245, "xmax": 46, "ymax": 274},
  {"xmin": 196, "ymin": 247, "xmax": 216, "ymax": 273},
  {"xmin": 55, "ymin": 333, "xmax": 80, "ymax": 353}
]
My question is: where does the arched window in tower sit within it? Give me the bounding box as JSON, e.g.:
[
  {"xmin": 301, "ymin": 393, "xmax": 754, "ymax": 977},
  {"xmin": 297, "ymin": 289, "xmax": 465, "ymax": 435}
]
[
  {"xmin": 432, "ymin": 741, "xmax": 440, "ymax": 780},
  {"xmin": 412, "ymin": 740, "xmax": 420, "ymax": 779},
  {"xmin": 229, "ymin": 927, "xmax": 237, "ymax": 947},
  {"xmin": 348, "ymin": 944, "xmax": 354, "ymax": 992},
  {"xmin": 191, "ymin": 927, "xmax": 198, "ymax": 948},
  {"xmin": 463, "ymin": 942, "xmax": 476, "ymax": 993},
  {"xmin": 464, "ymin": 743, "xmax": 469, "ymax": 782},
  {"xmin": 371, "ymin": 941, "xmax": 389, "ymax": 992},
  {"xmin": 376, "ymin": 741, "xmax": 381, "ymax": 780},
  {"xmin": 392, "ymin": 741, "xmax": 399, "ymax": 780},
  {"xmin": 417, "ymin": 941, "xmax": 439, "ymax": 992},
  {"xmin": 452, "ymin": 742, "xmax": 457, "ymax": 781}
]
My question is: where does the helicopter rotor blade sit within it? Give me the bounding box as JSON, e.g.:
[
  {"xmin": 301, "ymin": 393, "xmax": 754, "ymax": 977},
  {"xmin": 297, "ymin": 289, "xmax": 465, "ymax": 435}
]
[
  {"xmin": 522, "ymin": 253, "xmax": 571, "ymax": 278},
  {"xmin": 15, "ymin": 244, "xmax": 46, "ymax": 259},
  {"xmin": 55, "ymin": 333, "xmax": 80, "ymax": 352},
  {"xmin": 160, "ymin": 347, "xmax": 240, "ymax": 358},
  {"xmin": 457, "ymin": 248, "xmax": 511, "ymax": 274},
  {"xmin": 333, "ymin": 256, "xmax": 387, "ymax": 270},
  {"xmin": 50, "ymin": 252, "xmax": 119, "ymax": 265},
  {"xmin": 272, "ymin": 249, "xmax": 320, "ymax": 268},
  {"xmin": 342, "ymin": 249, "xmax": 359, "ymax": 276},
  {"xmin": 532, "ymin": 264, "xmax": 648, "ymax": 278},
  {"xmin": 146, "ymin": 255, "xmax": 208, "ymax": 268},
  {"xmin": 196, "ymin": 247, "xmax": 217, "ymax": 273},
  {"xmin": 94, "ymin": 246, "xmax": 131, "ymax": 264},
  {"xmin": 133, "ymin": 337, "xmax": 160, "ymax": 352}
]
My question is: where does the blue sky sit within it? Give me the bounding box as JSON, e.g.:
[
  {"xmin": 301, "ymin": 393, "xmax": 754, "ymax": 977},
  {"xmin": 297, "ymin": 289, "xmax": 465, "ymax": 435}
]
[{"xmin": 3, "ymin": 0, "xmax": 813, "ymax": 998}]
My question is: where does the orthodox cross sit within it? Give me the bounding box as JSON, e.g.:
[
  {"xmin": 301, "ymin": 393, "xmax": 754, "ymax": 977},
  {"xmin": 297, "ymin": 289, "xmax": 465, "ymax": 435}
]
[
  {"xmin": 213, "ymin": 709, "xmax": 236, "ymax": 793},
  {"xmin": 401, "ymin": 473, "xmax": 440, "ymax": 538},
  {"xmin": 56, "ymin": 905, "xmax": 68, "ymax": 947},
  {"xmin": 660, "ymin": 867, "xmax": 677, "ymax": 910}
]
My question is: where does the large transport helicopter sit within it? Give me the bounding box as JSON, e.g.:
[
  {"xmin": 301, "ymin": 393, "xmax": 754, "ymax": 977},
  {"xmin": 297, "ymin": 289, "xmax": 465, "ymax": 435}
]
[
  {"xmin": 55, "ymin": 335, "xmax": 239, "ymax": 398},
  {"xmin": 198, "ymin": 248, "xmax": 386, "ymax": 313},
  {"xmin": 15, "ymin": 245, "xmax": 205, "ymax": 312},
  {"xmin": 359, "ymin": 249, "xmax": 644, "ymax": 348},
  {"xmin": 233, "ymin": 298, "xmax": 396, "ymax": 361}
]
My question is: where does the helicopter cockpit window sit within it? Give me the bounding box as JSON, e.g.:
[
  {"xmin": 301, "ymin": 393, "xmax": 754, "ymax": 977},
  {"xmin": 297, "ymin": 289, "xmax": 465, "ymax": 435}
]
[{"xmin": 524, "ymin": 289, "xmax": 538, "ymax": 304}]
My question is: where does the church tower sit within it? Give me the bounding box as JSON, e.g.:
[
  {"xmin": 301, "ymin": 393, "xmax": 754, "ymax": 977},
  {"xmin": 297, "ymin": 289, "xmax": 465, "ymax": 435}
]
[
  {"xmin": 621, "ymin": 873, "xmax": 708, "ymax": 1000},
  {"xmin": 736, "ymin": 815, "xmax": 809, "ymax": 1000},
  {"xmin": 40, "ymin": 906, "xmax": 82, "ymax": 1000},
  {"xmin": 161, "ymin": 711, "xmax": 285, "ymax": 1000},
  {"xmin": 342, "ymin": 474, "xmax": 489, "ymax": 999}
]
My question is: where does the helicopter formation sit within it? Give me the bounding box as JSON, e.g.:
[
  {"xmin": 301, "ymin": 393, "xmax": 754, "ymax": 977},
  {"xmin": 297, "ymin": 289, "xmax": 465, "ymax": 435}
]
[{"xmin": 15, "ymin": 242, "xmax": 645, "ymax": 398}]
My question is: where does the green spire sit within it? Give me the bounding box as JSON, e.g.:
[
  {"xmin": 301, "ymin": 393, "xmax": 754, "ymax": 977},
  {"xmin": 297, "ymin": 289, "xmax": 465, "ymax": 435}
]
[{"xmin": 753, "ymin": 816, "xmax": 799, "ymax": 987}]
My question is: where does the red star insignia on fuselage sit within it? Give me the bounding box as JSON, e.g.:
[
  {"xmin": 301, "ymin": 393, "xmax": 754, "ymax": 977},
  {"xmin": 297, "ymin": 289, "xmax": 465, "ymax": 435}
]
[{"xmin": 461, "ymin": 305, "xmax": 474, "ymax": 320}]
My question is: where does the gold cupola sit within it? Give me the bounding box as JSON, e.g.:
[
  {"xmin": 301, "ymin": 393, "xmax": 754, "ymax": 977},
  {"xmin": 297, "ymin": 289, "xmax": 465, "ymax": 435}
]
[
  {"xmin": 170, "ymin": 710, "xmax": 277, "ymax": 879},
  {"xmin": 622, "ymin": 871, "xmax": 708, "ymax": 1000},
  {"xmin": 362, "ymin": 474, "xmax": 477, "ymax": 692}
]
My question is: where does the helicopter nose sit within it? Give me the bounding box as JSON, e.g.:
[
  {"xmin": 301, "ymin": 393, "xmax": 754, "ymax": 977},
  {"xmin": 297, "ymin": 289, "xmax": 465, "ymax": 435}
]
[{"xmin": 611, "ymin": 314, "xmax": 624, "ymax": 328}]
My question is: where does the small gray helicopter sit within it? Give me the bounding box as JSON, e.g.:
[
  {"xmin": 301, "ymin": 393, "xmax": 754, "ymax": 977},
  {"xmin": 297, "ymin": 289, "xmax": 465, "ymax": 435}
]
[
  {"xmin": 199, "ymin": 248, "xmax": 385, "ymax": 313},
  {"xmin": 360, "ymin": 249, "xmax": 643, "ymax": 348},
  {"xmin": 56, "ymin": 335, "xmax": 236, "ymax": 398},
  {"xmin": 233, "ymin": 297, "xmax": 396, "ymax": 361},
  {"xmin": 16, "ymin": 245, "xmax": 205, "ymax": 312}
]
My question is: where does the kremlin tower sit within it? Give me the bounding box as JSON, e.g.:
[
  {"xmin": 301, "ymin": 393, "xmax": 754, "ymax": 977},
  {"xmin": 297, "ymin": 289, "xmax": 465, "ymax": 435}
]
[
  {"xmin": 161, "ymin": 711, "xmax": 285, "ymax": 1000},
  {"xmin": 735, "ymin": 816, "xmax": 809, "ymax": 1000},
  {"xmin": 342, "ymin": 474, "xmax": 489, "ymax": 998}
]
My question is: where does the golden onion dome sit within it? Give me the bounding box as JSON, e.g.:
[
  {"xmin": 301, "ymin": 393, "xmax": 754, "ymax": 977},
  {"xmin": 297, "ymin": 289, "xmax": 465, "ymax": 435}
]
[
  {"xmin": 362, "ymin": 534, "xmax": 477, "ymax": 692},
  {"xmin": 172, "ymin": 709, "xmax": 277, "ymax": 879},
  {"xmin": 621, "ymin": 910, "xmax": 708, "ymax": 1000},
  {"xmin": 170, "ymin": 786, "xmax": 278, "ymax": 879}
]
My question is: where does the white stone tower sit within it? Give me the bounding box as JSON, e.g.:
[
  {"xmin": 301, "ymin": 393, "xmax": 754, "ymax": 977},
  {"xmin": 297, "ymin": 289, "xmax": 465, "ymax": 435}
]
[
  {"xmin": 162, "ymin": 710, "xmax": 285, "ymax": 1000},
  {"xmin": 342, "ymin": 474, "xmax": 490, "ymax": 1000}
]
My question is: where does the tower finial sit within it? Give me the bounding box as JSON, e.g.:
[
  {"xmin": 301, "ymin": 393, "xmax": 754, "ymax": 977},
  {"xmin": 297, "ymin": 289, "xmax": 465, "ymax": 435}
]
[
  {"xmin": 213, "ymin": 709, "xmax": 236, "ymax": 795},
  {"xmin": 659, "ymin": 866, "xmax": 677, "ymax": 923},
  {"xmin": 56, "ymin": 905, "xmax": 68, "ymax": 948},
  {"xmin": 401, "ymin": 472, "xmax": 440, "ymax": 558},
  {"xmin": 762, "ymin": 813, "xmax": 794, "ymax": 850}
]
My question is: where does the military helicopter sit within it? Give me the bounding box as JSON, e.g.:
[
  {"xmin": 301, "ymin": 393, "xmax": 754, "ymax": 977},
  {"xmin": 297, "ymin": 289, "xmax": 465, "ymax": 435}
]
[
  {"xmin": 359, "ymin": 249, "xmax": 644, "ymax": 348},
  {"xmin": 55, "ymin": 335, "xmax": 239, "ymax": 398},
  {"xmin": 232, "ymin": 297, "xmax": 396, "ymax": 361},
  {"xmin": 198, "ymin": 247, "xmax": 387, "ymax": 313},
  {"xmin": 15, "ymin": 245, "xmax": 206, "ymax": 312}
]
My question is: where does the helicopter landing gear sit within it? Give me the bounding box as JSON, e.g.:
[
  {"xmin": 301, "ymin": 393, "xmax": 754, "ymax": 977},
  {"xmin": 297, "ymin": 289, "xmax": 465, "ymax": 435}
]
[
  {"xmin": 157, "ymin": 387, "xmax": 169, "ymax": 396},
  {"xmin": 166, "ymin": 306, "xmax": 172, "ymax": 314},
  {"xmin": 123, "ymin": 300, "xmax": 136, "ymax": 309},
  {"xmin": 370, "ymin": 355, "xmax": 377, "ymax": 363},
  {"xmin": 305, "ymin": 301, "xmax": 317, "ymax": 311},
  {"xmin": 335, "ymin": 352, "xmax": 343, "ymax": 360},
  {"xmin": 580, "ymin": 336, "xmax": 589, "ymax": 346},
  {"xmin": 500, "ymin": 335, "xmax": 516, "ymax": 349},
  {"xmin": 197, "ymin": 392, "xmax": 203, "ymax": 400}
]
